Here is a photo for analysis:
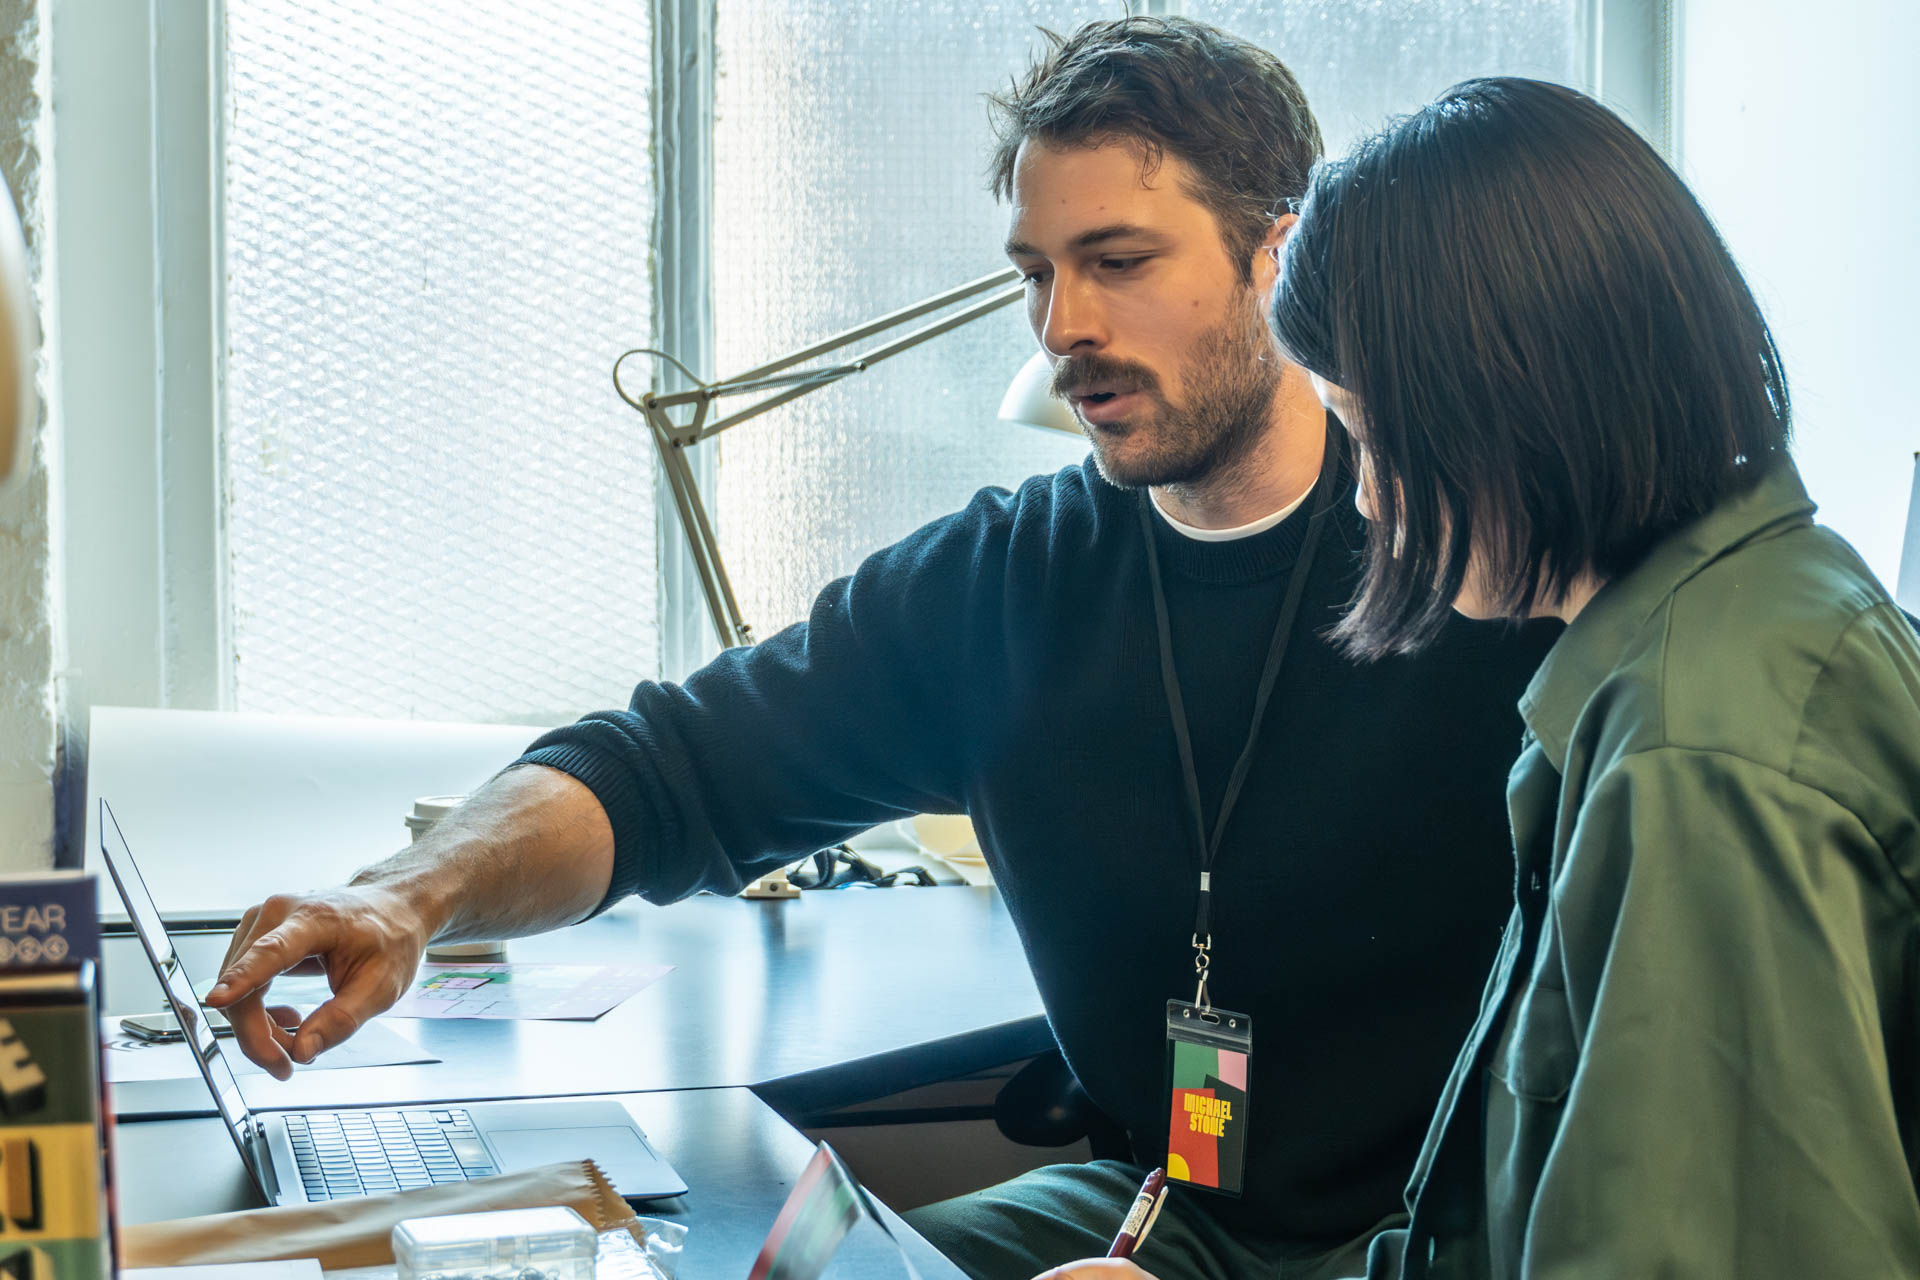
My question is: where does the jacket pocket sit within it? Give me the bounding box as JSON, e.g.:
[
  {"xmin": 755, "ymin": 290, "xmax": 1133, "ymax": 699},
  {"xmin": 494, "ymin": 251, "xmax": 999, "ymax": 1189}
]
[{"xmin": 1488, "ymin": 979, "xmax": 1577, "ymax": 1103}]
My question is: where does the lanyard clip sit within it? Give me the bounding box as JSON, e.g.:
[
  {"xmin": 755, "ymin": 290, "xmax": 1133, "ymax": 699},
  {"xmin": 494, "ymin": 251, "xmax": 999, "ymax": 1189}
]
[{"xmin": 1192, "ymin": 932, "xmax": 1213, "ymax": 1014}]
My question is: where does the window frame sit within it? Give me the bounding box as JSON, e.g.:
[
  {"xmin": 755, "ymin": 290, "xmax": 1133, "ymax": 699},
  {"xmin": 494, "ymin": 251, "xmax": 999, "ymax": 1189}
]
[
  {"xmin": 53, "ymin": 0, "xmax": 1670, "ymax": 722},
  {"xmin": 54, "ymin": 0, "xmax": 227, "ymax": 718}
]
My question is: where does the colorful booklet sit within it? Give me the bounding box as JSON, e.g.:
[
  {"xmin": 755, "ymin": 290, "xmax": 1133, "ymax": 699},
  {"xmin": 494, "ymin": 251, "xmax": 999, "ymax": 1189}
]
[
  {"xmin": 0, "ymin": 873, "xmax": 111, "ymax": 1280},
  {"xmin": 748, "ymin": 1143, "xmax": 922, "ymax": 1280}
]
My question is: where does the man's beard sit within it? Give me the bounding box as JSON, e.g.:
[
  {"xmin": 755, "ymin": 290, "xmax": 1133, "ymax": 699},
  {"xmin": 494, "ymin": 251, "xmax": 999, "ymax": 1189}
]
[{"xmin": 1052, "ymin": 298, "xmax": 1282, "ymax": 491}]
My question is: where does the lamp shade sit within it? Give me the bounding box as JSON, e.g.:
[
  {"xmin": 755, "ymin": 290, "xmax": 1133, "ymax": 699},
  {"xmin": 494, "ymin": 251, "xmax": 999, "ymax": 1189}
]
[
  {"xmin": 0, "ymin": 187, "xmax": 33, "ymax": 496},
  {"xmin": 997, "ymin": 350, "xmax": 1080, "ymax": 436}
]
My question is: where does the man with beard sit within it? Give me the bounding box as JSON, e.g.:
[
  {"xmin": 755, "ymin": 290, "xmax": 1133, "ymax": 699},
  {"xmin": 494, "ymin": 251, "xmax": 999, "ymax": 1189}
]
[{"xmin": 208, "ymin": 17, "xmax": 1557, "ymax": 1280}]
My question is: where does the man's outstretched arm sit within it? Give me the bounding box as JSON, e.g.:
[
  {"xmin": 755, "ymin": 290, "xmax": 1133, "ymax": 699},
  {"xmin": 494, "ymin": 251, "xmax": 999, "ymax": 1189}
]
[
  {"xmin": 206, "ymin": 481, "xmax": 1032, "ymax": 1080},
  {"xmin": 205, "ymin": 763, "xmax": 613, "ymax": 1080}
]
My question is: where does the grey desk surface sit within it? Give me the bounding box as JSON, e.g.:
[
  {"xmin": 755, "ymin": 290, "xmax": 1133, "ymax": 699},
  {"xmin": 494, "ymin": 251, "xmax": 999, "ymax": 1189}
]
[
  {"xmin": 116, "ymin": 1087, "xmax": 967, "ymax": 1280},
  {"xmin": 108, "ymin": 887, "xmax": 1054, "ymax": 1119},
  {"xmin": 110, "ymin": 889, "xmax": 1051, "ymax": 1279}
]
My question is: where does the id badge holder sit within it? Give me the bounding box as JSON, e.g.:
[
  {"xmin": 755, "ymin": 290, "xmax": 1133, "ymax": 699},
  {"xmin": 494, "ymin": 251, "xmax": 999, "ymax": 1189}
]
[{"xmin": 1165, "ymin": 1000, "xmax": 1252, "ymax": 1197}]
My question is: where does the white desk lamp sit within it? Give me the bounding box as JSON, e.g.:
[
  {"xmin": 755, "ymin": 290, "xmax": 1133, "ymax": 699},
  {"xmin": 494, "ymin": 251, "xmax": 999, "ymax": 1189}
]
[
  {"xmin": 615, "ymin": 266, "xmax": 1078, "ymax": 650},
  {"xmin": 0, "ymin": 187, "xmax": 36, "ymax": 496},
  {"xmin": 999, "ymin": 349, "xmax": 1079, "ymax": 436}
]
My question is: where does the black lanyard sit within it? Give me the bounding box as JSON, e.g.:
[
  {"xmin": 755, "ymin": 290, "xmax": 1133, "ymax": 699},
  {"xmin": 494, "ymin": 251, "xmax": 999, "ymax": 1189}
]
[{"xmin": 1138, "ymin": 433, "xmax": 1338, "ymax": 1009}]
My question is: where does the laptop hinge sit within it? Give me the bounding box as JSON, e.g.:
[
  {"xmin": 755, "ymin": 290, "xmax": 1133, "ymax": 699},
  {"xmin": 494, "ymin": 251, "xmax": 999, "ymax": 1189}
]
[{"xmin": 251, "ymin": 1118, "xmax": 282, "ymax": 1202}]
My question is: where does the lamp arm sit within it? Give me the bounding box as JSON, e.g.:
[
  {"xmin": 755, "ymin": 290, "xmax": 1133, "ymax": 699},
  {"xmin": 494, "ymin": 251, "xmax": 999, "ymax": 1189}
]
[
  {"xmin": 629, "ymin": 281, "xmax": 1023, "ymax": 438},
  {"xmin": 611, "ymin": 267, "xmax": 1030, "ymax": 652},
  {"xmin": 726, "ymin": 266, "xmax": 1019, "ymax": 387},
  {"xmin": 653, "ymin": 419, "xmax": 755, "ymax": 648},
  {"xmin": 687, "ymin": 283, "xmax": 1023, "ymax": 443}
]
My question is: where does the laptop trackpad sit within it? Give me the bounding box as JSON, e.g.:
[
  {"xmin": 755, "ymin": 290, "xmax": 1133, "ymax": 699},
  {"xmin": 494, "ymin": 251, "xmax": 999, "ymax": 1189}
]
[{"xmin": 487, "ymin": 1126, "xmax": 663, "ymax": 1188}]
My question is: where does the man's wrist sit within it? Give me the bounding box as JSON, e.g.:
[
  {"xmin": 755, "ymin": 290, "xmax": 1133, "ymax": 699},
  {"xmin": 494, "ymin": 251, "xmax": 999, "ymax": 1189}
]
[{"xmin": 349, "ymin": 853, "xmax": 462, "ymax": 944}]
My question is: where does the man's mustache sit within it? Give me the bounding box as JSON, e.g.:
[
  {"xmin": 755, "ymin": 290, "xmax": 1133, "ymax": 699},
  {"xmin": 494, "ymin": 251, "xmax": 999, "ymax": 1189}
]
[{"xmin": 1048, "ymin": 354, "xmax": 1162, "ymax": 401}]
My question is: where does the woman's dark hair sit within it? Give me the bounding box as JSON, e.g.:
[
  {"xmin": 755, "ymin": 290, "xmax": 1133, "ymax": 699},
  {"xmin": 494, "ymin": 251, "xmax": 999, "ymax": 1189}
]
[
  {"xmin": 1270, "ymin": 77, "xmax": 1791, "ymax": 657},
  {"xmin": 987, "ymin": 16, "xmax": 1322, "ymax": 280}
]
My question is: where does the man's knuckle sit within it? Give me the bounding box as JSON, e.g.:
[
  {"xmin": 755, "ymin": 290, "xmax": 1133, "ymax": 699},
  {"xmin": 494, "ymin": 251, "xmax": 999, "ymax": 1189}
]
[{"xmin": 259, "ymin": 892, "xmax": 300, "ymax": 918}]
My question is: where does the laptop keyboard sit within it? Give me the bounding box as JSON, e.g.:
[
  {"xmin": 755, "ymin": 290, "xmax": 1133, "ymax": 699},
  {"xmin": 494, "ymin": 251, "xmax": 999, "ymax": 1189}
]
[{"xmin": 285, "ymin": 1108, "xmax": 498, "ymax": 1201}]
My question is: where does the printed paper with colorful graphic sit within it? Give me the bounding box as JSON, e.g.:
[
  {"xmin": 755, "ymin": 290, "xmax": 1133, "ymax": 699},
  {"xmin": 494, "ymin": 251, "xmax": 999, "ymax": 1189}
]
[
  {"xmin": 1166, "ymin": 1037, "xmax": 1249, "ymax": 1195},
  {"xmin": 388, "ymin": 962, "xmax": 671, "ymax": 1020}
]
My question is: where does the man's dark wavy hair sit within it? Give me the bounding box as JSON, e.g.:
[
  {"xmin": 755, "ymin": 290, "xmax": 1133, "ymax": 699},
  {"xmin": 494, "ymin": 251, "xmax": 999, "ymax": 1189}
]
[
  {"xmin": 1270, "ymin": 77, "xmax": 1792, "ymax": 658},
  {"xmin": 986, "ymin": 16, "xmax": 1322, "ymax": 280}
]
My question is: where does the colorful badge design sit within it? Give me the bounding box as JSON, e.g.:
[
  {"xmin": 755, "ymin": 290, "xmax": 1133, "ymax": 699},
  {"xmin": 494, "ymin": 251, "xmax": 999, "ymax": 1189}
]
[{"xmin": 1165, "ymin": 1025, "xmax": 1250, "ymax": 1195}]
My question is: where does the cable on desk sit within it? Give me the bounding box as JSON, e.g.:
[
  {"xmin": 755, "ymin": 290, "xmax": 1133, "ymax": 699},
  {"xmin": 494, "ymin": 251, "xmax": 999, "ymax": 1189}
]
[{"xmin": 788, "ymin": 845, "xmax": 938, "ymax": 890}]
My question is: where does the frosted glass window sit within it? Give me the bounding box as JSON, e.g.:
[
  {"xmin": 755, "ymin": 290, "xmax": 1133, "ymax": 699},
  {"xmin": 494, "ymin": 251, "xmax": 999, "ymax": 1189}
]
[
  {"xmin": 223, "ymin": 3, "xmax": 656, "ymax": 724},
  {"xmin": 1185, "ymin": 1, "xmax": 1587, "ymax": 153},
  {"xmin": 711, "ymin": 3, "xmax": 1101, "ymax": 636}
]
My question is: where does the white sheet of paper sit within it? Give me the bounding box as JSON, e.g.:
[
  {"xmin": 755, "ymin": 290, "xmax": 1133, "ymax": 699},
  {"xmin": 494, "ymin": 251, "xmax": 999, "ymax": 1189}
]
[
  {"xmin": 101, "ymin": 1014, "xmax": 437, "ymax": 1083},
  {"xmin": 388, "ymin": 962, "xmax": 673, "ymax": 1020},
  {"xmin": 125, "ymin": 1260, "xmax": 323, "ymax": 1280}
]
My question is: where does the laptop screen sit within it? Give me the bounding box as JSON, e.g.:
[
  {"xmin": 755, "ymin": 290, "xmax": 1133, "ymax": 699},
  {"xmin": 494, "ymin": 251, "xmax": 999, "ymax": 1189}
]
[{"xmin": 98, "ymin": 798, "xmax": 274, "ymax": 1200}]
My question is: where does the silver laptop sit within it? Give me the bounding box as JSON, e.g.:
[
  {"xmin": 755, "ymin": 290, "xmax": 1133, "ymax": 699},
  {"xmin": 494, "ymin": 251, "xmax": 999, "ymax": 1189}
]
[{"xmin": 98, "ymin": 798, "xmax": 688, "ymax": 1205}]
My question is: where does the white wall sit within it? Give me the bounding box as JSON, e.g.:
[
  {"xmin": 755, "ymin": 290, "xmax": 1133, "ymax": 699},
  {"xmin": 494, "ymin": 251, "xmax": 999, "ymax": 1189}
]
[
  {"xmin": 0, "ymin": 0, "xmax": 58, "ymax": 872},
  {"xmin": 1678, "ymin": 0, "xmax": 1920, "ymax": 585}
]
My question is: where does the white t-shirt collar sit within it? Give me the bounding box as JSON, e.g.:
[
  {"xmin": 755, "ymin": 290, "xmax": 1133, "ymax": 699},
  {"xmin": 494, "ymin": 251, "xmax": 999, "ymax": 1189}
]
[{"xmin": 1150, "ymin": 485, "xmax": 1313, "ymax": 542}]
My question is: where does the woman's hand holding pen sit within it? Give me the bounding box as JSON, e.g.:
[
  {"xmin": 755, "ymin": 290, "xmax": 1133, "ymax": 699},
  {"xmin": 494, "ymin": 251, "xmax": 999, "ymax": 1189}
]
[
  {"xmin": 1031, "ymin": 1167, "xmax": 1168, "ymax": 1280},
  {"xmin": 1032, "ymin": 1262, "xmax": 1160, "ymax": 1280}
]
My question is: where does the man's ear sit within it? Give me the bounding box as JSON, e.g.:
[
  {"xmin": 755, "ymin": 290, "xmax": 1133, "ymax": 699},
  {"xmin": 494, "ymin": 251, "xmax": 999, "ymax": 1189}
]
[{"xmin": 1253, "ymin": 211, "xmax": 1299, "ymax": 294}]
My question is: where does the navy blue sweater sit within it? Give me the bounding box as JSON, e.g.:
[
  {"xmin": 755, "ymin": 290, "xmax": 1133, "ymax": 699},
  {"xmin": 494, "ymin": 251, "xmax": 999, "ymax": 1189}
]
[{"xmin": 521, "ymin": 453, "xmax": 1557, "ymax": 1243}]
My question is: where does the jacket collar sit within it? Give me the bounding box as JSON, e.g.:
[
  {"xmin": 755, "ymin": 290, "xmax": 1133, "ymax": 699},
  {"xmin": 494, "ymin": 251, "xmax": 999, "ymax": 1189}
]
[{"xmin": 1520, "ymin": 458, "xmax": 1816, "ymax": 770}]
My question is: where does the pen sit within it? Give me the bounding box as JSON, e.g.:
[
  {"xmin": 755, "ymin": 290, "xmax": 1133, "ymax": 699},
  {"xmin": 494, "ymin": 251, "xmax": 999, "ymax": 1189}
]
[{"xmin": 1106, "ymin": 1166, "xmax": 1169, "ymax": 1260}]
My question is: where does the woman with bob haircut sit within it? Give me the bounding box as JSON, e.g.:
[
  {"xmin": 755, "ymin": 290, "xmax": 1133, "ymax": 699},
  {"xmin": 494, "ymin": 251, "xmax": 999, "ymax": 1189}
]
[
  {"xmin": 1261, "ymin": 76, "xmax": 1920, "ymax": 1277},
  {"xmin": 1032, "ymin": 75, "xmax": 1920, "ymax": 1280}
]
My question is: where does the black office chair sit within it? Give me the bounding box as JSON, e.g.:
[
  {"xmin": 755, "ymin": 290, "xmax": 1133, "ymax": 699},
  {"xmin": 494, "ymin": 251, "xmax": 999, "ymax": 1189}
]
[{"xmin": 994, "ymin": 1049, "xmax": 1134, "ymax": 1163}]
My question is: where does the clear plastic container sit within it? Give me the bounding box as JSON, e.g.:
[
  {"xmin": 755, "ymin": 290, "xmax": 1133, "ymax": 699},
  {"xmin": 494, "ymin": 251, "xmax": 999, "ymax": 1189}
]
[{"xmin": 392, "ymin": 1206, "xmax": 597, "ymax": 1280}]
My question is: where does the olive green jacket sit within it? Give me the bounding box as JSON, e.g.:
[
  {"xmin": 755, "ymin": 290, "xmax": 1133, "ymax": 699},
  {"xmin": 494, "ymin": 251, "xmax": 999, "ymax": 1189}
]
[{"xmin": 1369, "ymin": 461, "xmax": 1920, "ymax": 1278}]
